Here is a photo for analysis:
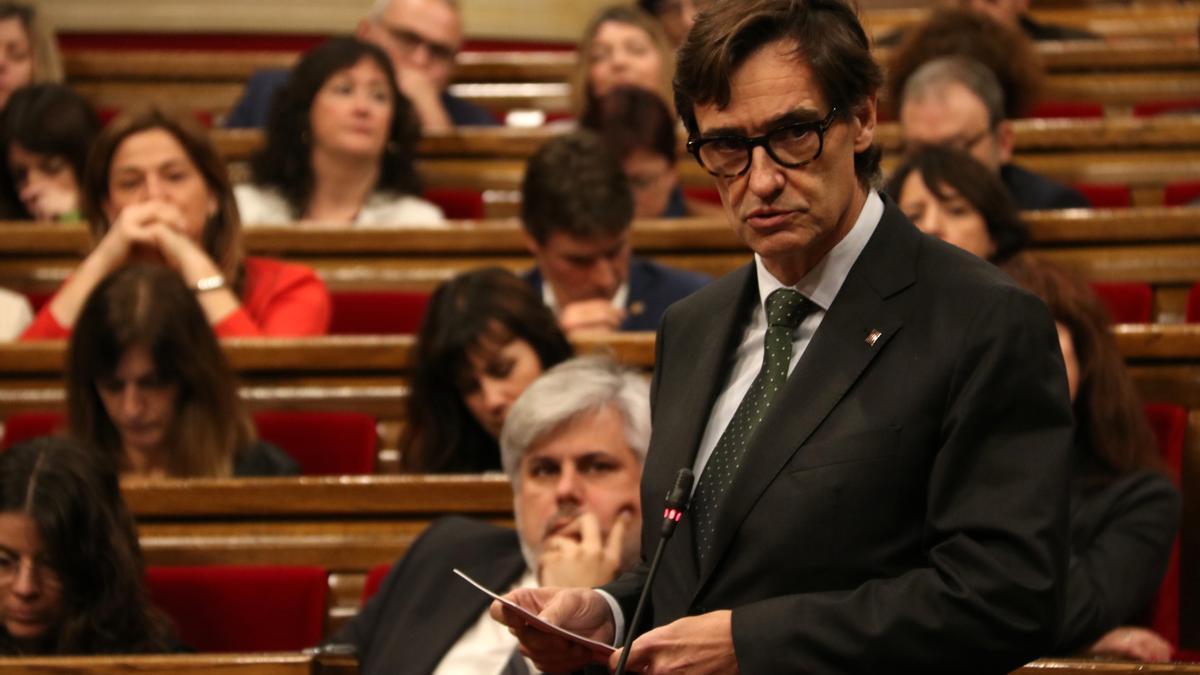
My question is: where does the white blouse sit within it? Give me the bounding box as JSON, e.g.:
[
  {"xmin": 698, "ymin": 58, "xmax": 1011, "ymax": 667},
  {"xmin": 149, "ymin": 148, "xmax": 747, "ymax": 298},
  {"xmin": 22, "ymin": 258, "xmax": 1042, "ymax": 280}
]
[{"xmin": 235, "ymin": 184, "xmax": 446, "ymax": 228}]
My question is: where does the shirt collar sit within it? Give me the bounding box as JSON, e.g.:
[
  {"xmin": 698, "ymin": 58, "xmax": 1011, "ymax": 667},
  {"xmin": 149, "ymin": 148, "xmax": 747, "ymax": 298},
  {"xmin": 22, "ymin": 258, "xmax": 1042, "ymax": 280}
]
[{"xmin": 754, "ymin": 189, "xmax": 883, "ymax": 311}]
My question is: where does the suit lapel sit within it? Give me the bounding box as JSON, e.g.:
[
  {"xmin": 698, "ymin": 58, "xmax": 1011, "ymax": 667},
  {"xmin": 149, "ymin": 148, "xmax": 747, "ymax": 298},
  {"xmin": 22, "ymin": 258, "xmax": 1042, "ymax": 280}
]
[
  {"xmin": 646, "ymin": 264, "xmax": 758, "ymax": 590},
  {"xmin": 412, "ymin": 536, "xmax": 526, "ymax": 675},
  {"xmin": 692, "ymin": 203, "xmax": 919, "ymax": 594}
]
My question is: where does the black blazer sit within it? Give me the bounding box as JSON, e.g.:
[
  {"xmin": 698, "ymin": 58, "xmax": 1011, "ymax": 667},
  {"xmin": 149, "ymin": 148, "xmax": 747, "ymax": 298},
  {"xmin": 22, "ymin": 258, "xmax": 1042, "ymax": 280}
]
[
  {"xmin": 602, "ymin": 200, "xmax": 1075, "ymax": 673},
  {"xmin": 329, "ymin": 517, "xmax": 526, "ymax": 675},
  {"xmin": 1058, "ymin": 466, "xmax": 1181, "ymax": 652}
]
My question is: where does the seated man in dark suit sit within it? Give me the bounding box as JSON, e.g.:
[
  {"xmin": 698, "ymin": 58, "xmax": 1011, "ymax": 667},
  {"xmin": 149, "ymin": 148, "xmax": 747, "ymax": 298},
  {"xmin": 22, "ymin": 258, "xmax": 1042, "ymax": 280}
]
[
  {"xmin": 521, "ymin": 130, "xmax": 710, "ymax": 336},
  {"xmin": 225, "ymin": 0, "xmax": 496, "ymax": 131},
  {"xmin": 325, "ymin": 356, "xmax": 648, "ymax": 675},
  {"xmin": 899, "ymin": 56, "xmax": 1091, "ymax": 211}
]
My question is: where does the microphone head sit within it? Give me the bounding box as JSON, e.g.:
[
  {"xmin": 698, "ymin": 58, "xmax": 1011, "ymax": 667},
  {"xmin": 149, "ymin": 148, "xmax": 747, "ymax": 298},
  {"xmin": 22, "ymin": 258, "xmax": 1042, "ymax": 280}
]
[{"xmin": 665, "ymin": 468, "xmax": 694, "ymax": 511}]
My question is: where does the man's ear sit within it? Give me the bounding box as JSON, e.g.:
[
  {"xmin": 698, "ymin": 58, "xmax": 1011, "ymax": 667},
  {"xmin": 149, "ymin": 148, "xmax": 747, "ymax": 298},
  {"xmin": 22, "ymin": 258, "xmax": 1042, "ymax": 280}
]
[
  {"xmin": 852, "ymin": 93, "xmax": 877, "ymax": 154},
  {"xmin": 994, "ymin": 120, "xmax": 1015, "ymax": 165}
]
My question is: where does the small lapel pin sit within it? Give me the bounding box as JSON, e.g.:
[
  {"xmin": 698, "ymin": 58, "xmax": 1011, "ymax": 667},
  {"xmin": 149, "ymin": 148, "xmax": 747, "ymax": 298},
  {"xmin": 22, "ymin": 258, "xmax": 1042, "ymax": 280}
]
[
  {"xmin": 629, "ymin": 301, "xmax": 645, "ymax": 316},
  {"xmin": 865, "ymin": 329, "xmax": 882, "ymax": 347}
]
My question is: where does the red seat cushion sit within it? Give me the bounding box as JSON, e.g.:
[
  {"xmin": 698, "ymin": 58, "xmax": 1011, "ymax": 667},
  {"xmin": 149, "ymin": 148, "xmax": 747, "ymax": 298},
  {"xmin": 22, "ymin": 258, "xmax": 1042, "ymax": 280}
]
[
  {"xmin": 1186, "ymin": 282, "xmax": 1200, "ymax": 323},
  {"xmin": 1133, "ymin": 99, "xmax": 1200, "ymax": 118},
  {"xmin": 253, "ymin": 411, "xmax": 377, "ymax": 475},
  {"xmin": 423, "ymin": 188, "xmax": 484, "ymax": 220},
  {"xmin": 2, "ymin": 411, "xmax": 66, "ymax": 450},
  {"xmin": 361, "ymin": 563, "xmax": 391, "ymax": 605},
  {"xmin": 1088, "ymin": 282, "xmax": 1153, "ymax": 324},
  {"xmin": 146, "ymin": 565, "xmax": 328, "ymax": 652},
  {"xmin": 1073, "ymin": 183, "xmax": 1130, "ymax": 209},
  {"xmin": 1164, "ymin": 180, "xmax": 1200, "ymax": 207},
  {"xmin": 683, "ymin": 186, "xmax": 722, "ymax": 206},
  {"xmin": 329, "ymin": 290, "xmax": 430, "ymax": 336}
]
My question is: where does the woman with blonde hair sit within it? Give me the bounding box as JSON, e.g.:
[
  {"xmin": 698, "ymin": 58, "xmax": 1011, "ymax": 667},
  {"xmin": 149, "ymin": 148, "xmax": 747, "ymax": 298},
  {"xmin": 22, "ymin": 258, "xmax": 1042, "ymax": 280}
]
[
  {"xmin": 0, "ymin": 2, "xmax": 62, "ymax": 111},
  {"xmin": 571, "ymin": 5, "xmax": 673, "ymax": 119}
]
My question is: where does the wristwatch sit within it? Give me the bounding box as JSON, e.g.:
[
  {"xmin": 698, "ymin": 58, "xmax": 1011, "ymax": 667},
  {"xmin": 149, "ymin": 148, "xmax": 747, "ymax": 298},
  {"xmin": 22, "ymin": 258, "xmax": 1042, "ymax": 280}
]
[{"xmin": 194, "ymin": 274, "xmax": 227, "ymax": 293}]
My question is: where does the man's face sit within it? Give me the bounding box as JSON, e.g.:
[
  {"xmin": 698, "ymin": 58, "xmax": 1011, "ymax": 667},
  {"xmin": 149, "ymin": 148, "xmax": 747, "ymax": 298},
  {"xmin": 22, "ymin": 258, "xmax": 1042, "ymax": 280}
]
[
  {"xmin": 692, "ymin": 39, "xmax": 875, "ymax": 285},
  {"xmin": 899, "ymin": 81, "xmax": 1011, "ymax": 172},
  {"xmin": 959, "ymin": 0, "xmax": 1027, "ymax": 29},
  {"xmin": 364, "ymin": 0, "xmax": 462, "ymax": 92},
  {"xmin": 514, "ymin": 405, "xmax": 643, "ymax": 572},
  {"xmin": 528, "ymin": 231, "xmax": 632, "ymax": 307}
]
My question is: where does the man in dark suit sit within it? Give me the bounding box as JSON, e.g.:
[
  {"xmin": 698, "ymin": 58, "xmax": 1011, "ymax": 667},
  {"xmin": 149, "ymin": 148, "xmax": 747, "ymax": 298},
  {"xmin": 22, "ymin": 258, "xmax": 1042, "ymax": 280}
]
[
  {"xmin": 899, "ymin": 56, "xmax": 1091, "ymax": 211},
  {"xmin": 494, "ymin": 1, "xmax": 1073, "ymax": 673},
  {"xmin": 521, "ymin": 131, "xmax": 710, "ymax": 336},
  {"xmin": 326, "ymin": 357, "xmax": 648, "ymax": 674}
]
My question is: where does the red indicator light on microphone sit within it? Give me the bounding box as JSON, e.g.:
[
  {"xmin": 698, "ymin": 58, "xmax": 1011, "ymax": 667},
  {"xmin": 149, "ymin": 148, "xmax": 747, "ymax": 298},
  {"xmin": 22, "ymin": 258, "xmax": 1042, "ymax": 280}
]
[{"xmin": 663, "ymin": 508, "xmax": 682, "ymax": 522}]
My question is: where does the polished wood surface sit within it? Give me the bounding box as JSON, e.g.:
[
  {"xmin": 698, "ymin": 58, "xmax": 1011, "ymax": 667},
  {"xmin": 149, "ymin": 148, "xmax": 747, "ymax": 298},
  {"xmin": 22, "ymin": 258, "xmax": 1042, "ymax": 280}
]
[{"xmin": 0, "ymin": 653, "xmax": 357, "ymax": 674}]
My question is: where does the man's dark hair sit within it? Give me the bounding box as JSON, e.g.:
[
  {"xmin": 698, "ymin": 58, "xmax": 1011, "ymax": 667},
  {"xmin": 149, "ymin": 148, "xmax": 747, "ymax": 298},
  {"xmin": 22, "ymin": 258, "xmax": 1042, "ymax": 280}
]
[
  {"xmin": 520, "ymin": 130, "xmax": 634, "ymax": 244},
  {"xmin": 673, "ymin": 0, "xmax": 883, "ymax": 186}
]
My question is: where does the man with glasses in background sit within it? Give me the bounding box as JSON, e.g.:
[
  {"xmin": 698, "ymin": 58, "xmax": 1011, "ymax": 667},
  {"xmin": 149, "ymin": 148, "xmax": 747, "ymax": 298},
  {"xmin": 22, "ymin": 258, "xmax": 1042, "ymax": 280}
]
[
  {"xmin": 226, "ymin": 0, "xmax": 495, "ymax": 131},
  {"xmin": 493, "ymin": 0, "xmax": 1073, "ymax": 672},
  {"xmin": 899, "ymin": 56, "xmax": 1089, "ymax": 210}
]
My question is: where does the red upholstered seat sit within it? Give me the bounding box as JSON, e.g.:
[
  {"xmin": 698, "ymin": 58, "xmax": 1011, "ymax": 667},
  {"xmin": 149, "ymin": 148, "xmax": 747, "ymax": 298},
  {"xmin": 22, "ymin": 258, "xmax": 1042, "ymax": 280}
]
[
  {"xmin": 253, "ymin": 411, "xmax": 377, "ymax": 475},
  {"xmin": 1133, "ymin": 99, "xmax": 1200, "ymax": 118},
  {"xmin": 1, "ymin": 411, "xmax": 66, "ymax": 450},
  {"xmin": 423, "ymin": 188, "xmax": 485, "ymax": 220},
  {"xmin": 1165, "ymin": 180, "xmax": 1200, "ymax": 207},
  {"xmin": 146, "ymin": 565, "xmax": 328, "ymax": 652},
  {"xmin": 1088, "ymin": 282, "xmax": 1153, "ymax": 324},
  {"xmin": 1186, "ymin": 283, "xmax": 1200, "ymax": 323},
  {"xmin": 361, "ymin": 562, "xmax": 391, "ymax": 604},
  {"xmin": 683, "ymin": 186, "xmax": 722, "ymax": 206},
  {"xmin": 1143, "ymin": 402, "xmax": 1186, "ymax": 649},
  {"xmin": 329, "ymin": 290, "xmax": 430, "ymax": 336},
  {"xmin": 1072, "ymin": 183, "xmax": 1130, "ymax": 209}
]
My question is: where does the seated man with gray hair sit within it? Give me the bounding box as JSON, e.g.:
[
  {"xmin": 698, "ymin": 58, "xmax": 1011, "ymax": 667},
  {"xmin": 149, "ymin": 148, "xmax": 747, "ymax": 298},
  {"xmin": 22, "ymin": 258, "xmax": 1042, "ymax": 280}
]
[
  {"xmin": 899, "ymin": 56, "xmax": 1090, "ymax": 211},
  {"xmin": 327, "ymin": 356, "xmax": 649, "ymax": 675}
]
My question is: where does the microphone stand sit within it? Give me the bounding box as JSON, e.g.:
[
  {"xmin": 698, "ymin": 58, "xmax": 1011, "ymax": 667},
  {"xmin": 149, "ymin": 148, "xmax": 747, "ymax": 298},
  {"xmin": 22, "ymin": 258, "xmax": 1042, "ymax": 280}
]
[{"xmin": 614, "ymin": 468, "xmax": 692, "ymax": 675}]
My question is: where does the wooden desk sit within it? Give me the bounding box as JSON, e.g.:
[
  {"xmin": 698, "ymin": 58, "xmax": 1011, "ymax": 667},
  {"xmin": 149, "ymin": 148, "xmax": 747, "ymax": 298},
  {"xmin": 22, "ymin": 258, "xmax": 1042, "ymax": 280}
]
[{"xmin": 0, "ymin": 652, "xmax": 356, "ymax": 674}]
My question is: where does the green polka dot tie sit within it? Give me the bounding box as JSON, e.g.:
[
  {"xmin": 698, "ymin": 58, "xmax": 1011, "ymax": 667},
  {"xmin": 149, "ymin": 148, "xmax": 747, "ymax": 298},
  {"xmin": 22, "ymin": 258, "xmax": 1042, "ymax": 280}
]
[{"xmin": 692, "ymin": 288, "xmax": 814, "ymax": 564}]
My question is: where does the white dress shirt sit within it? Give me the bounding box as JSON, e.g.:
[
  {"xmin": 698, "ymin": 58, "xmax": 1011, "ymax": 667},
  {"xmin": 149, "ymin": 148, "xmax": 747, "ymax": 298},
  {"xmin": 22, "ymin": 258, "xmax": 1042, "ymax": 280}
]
[
  {"xmin": 599, "ymin": 190, "xmax": 884, "ymax": 643},
  {"xmin": 435, "ymin": 569, "xmax": 540, "ymax": 675}
]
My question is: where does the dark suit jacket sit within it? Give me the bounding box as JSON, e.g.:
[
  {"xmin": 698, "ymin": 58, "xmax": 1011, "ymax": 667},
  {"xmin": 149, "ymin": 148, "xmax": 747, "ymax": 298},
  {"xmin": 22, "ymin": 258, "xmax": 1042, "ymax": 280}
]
[
  {"xmin": 329, "ymin": 517, "xmax": 526, "ymax": 675},
  {"xmin": 524, "ymin": 257, "xmax": 710, "ymax": 332},
  {"xmin": 601, "ymin": 200, "xmax": 1074, "ymax": 673},
  {"xmin": 1058, "ymin": 464, "xmax": 1181, "ymax": 652},
  {"xmin": 1002, "ymin": 163, "xmax": 1092, "ymax": 211},
  {"xmin": 224, "ymin": 68, "xmax": 498, "ymax": 129}
]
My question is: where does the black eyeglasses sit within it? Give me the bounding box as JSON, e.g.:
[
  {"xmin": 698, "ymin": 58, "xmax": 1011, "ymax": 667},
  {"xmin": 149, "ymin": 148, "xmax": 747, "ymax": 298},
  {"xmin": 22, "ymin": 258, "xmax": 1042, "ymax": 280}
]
[
  {"xmin": 378, "ymin": 22, "xmax": 458, "ymax": 65},
  {"xmin": 687, "ymin": 107, "xmax": 840, "ymax": 178}
]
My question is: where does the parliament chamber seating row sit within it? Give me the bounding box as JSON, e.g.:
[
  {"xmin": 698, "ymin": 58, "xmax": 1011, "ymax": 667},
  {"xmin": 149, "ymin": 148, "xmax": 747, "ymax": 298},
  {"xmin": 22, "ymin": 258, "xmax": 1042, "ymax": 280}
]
[{"xmin": 3, "ymin": 207, "xmax": 1199, "ymax": 320}]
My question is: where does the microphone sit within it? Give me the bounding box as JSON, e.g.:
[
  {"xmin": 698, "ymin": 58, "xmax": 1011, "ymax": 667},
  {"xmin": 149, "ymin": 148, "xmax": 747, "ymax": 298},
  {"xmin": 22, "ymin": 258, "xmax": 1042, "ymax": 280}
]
[{"xmin": 614, "ymin": 468, "xmax": 693, "ymax": 675}]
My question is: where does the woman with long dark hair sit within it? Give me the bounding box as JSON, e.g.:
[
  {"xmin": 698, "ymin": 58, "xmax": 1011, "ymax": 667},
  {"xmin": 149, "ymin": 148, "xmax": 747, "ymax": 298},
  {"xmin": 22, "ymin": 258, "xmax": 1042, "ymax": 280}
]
[
  {"xmin": 21, "ymin": 107, "xmax": 330, "ymax": 339},
  {"xmin": 400, "ymin": 267, "xmax": 572, "ymax": 473},
  {"xmin": 236, "ymin": 37, "xmax": 442, "ymax": 227},
  {"xmin": 1005, "ymin": 257, "xmax": 1180, "ymax": 662},
  {"xmin": 0, "ymin": 436, "xmax": 176, "ymax": 654},
  {"xmin": 67, "ymin": 264, "xmax": 298, "ymax": 478}
]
